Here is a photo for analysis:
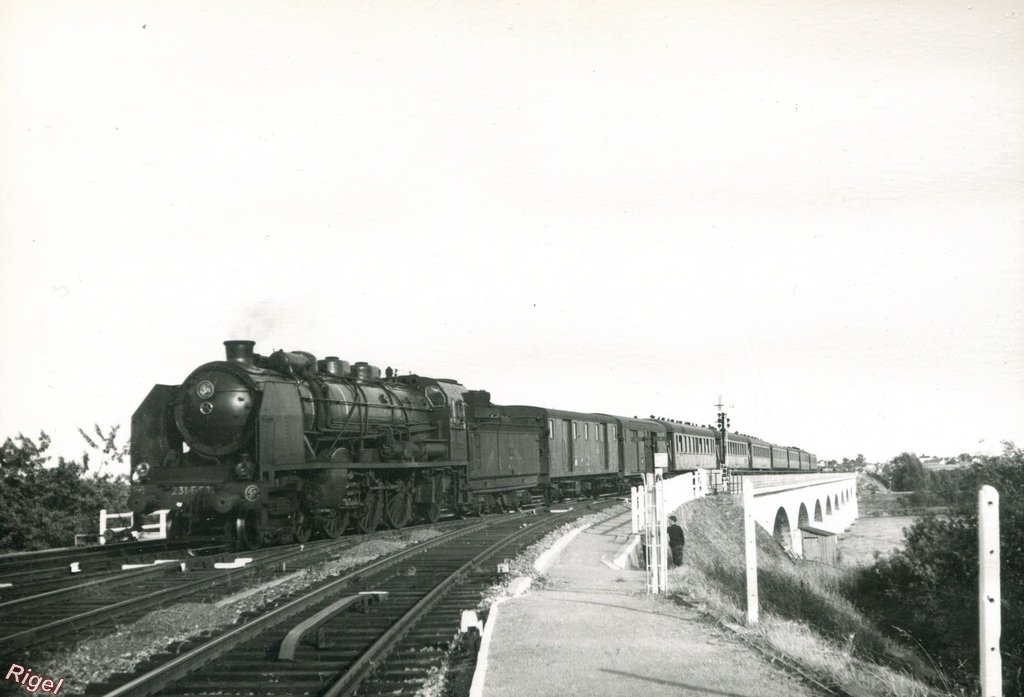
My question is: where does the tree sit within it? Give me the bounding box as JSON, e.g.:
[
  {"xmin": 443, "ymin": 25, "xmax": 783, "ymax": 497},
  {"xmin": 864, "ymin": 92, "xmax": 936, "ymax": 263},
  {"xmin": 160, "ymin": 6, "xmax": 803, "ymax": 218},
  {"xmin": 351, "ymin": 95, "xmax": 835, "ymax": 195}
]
[
  {"xmin": 885, "ymin": 452, "xmax": 929, "ymax": 492},
  {"xmin": 78, "ymin": 423, "xmax": 130, "ymax": 474},
  {"xmin": 0, "ymin": 431, "xmax": 130, "ymax": 552}
]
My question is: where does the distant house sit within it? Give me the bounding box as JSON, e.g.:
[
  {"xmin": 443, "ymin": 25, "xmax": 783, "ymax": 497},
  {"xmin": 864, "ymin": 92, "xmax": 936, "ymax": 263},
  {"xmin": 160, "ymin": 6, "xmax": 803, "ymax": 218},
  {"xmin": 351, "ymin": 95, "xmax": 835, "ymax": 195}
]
[{"xmin": 923, "ymin": 457, "xmax": 972, "ymax": 472}]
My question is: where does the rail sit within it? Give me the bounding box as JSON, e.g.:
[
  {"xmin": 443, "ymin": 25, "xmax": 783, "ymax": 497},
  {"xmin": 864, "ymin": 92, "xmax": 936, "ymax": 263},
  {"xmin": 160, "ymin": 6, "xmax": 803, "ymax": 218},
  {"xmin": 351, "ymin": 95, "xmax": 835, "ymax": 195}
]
[
  {"xmin": 278, "ymin": 592, "xmax": 389, "ymax": 661},
  {"xmin": 0, "ymin": 535, "xmax": 356, "ymax": 652},
  {"xmin": 98, "ymin": 517, "xmax": 503, "ymax": 697},
  {"xmin": 322, "ymin": 515, "xmax": 556, "ymax": 697},
  {"xmin": 97, "ymin": 502, "xmax": 616, "ymax": 697}
]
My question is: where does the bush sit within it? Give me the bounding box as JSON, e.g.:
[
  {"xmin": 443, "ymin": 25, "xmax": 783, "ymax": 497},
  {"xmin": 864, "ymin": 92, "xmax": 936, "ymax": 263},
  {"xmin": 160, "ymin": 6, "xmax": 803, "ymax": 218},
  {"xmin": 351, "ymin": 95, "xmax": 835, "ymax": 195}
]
[
  {"xmin": 846, "ymin": 443, "xmax": 1024, "ymax": 696},
  {"xmin": 0, "ymin": 431, "xmax": 130, "ymax": 551}
]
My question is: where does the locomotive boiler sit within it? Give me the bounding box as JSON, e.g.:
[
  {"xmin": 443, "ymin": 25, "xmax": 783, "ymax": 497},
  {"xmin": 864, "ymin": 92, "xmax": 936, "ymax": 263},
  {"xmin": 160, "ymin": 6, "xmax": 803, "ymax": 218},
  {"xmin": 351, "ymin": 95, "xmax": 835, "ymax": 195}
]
[{"xmin": 129, "ymin": 340, "xmax": 475, "ymax": 547}]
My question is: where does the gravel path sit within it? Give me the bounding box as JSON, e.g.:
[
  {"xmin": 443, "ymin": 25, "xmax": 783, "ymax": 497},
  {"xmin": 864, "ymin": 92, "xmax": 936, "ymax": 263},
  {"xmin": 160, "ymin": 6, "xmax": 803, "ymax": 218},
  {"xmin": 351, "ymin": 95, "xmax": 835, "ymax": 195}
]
[{"xmin": 481, "ymin": 509, "xmax": 822, "ymax": 697}]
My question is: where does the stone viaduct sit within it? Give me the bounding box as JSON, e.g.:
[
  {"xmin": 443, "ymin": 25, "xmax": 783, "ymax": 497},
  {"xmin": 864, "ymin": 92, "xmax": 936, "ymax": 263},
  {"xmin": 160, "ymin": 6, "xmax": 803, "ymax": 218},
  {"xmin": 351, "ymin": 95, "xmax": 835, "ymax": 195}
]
[{"xmin": 742, "ymin": 472, "xmax": 858, "ymax": 558}]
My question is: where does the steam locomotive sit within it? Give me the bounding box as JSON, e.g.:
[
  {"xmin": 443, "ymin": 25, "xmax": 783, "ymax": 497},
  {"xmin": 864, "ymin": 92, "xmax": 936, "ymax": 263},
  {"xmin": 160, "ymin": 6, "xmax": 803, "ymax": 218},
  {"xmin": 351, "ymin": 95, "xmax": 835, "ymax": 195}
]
[{"xmin": 128, "ymin": 340, "xmax": 817, "ymax": 547}]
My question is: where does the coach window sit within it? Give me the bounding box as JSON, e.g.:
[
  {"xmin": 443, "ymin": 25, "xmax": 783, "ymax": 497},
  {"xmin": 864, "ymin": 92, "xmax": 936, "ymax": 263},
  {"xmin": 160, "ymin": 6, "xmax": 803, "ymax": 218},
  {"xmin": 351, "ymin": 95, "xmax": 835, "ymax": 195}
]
[
  {"xmin": 549, "ymin": 419, "xmax": 554, "ymax": 439},
  {"xmin": 584, "ymin": 423, "xmax": 589, "ymax": 440},
  {"xmin": 573, "ymin": 422, "xmax": 578, "ymax": 439}
]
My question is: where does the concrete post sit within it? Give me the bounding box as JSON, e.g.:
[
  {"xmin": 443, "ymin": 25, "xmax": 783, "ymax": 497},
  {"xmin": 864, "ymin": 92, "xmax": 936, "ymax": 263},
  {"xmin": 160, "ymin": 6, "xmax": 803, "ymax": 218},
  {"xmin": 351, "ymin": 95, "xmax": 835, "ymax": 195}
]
[
  {"xmin": 656, "ymin": 475, "xmax": 667, "ymax": 592},
  {"xmin": 645, "ymin": 471, "xmax": 668, "ymax": 594},
  {"xmin": 631, "ymin": 486, "xmax": 643, "ymax": 534},
  {"xmin": 743, "ymin": 478, "xmax": 758, "ymax": 625},
  {"xmin": 98, "ymin": 509, "xmax": 109, "ymax": 545},
  {"xmin": 978, "ymin": 485, "xmax": 1001, "ymax": 697}
]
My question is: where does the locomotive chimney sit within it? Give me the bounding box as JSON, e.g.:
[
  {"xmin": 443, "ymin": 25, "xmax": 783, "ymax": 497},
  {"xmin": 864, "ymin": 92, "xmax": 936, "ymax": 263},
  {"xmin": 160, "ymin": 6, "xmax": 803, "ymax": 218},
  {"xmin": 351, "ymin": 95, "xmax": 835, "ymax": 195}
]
[{"xmin": 224, "ymin": 340, "xmax": 256, "ymax": 366}]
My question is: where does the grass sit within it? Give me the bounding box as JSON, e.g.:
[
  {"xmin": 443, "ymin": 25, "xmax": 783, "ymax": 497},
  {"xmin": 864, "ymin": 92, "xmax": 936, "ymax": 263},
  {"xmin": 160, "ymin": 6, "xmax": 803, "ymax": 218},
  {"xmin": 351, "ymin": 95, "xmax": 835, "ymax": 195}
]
[{"xmin": 671, "ymin": 496, "xmax": 965, "ymax": 697}]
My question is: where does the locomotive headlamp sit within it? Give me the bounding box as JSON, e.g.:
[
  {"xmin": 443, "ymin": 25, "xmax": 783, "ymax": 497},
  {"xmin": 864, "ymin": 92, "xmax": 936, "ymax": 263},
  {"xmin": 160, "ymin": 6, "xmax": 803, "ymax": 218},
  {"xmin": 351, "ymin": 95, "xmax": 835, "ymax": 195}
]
[
  {"xmin": 132, "ymin": 461, "xmax": 151, "ymax": 483},
  {"xmin": 234, "ymin": 455, "xmax": 255, "ymax": 480}
]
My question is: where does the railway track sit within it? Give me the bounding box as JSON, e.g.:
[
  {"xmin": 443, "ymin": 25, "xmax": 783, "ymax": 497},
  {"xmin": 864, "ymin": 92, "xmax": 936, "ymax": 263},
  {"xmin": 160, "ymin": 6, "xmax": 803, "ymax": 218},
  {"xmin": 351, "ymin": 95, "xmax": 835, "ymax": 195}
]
[
  {"xmin": 0, "ymin": 514, "xmax": 492, "ymax": 667},
  {"xmin": 0, "ymin": 542, "xmax": 229, "ymax": 603},
  {"xmin": 85, "ymin": 502, "xmax": 612, "ymax": 697},
  {"xmin": 0, "ymin": 534, "xmax": 368, "ymax": 661},
  {"xmin": 0, "ymin": 539, "xmax": 220, "ymax": 583}
]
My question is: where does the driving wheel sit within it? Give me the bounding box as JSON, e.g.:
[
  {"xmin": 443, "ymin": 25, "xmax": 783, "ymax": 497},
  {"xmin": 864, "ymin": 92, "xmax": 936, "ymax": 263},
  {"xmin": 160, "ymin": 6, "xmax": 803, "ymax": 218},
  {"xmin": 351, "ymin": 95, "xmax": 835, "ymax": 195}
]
[
  {"xmin": 418, "ymin": 502, "xmax": 442, "ymax": 524},
  {"xmin": 385, "ymin": 487, "xmax": 413, "ymax": 529},
  {"xmin": 319, "ymin": 509, "xmax": 349, "ymax": 539},
  {"xmin": 356, "ymin": 491, "xmax": 383, "ymax": 534}
]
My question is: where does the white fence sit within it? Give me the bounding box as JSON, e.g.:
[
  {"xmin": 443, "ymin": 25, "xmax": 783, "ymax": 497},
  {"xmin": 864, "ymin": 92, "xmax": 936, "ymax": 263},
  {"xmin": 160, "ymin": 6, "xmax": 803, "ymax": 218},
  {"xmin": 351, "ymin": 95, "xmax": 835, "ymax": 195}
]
[
  {"xmin": 631, "ymin": 469, "xmax": 710, "ymax": 534},
  {"xmin": 75, "ymin": 509, "xmax": 170, "ymax": 546}
]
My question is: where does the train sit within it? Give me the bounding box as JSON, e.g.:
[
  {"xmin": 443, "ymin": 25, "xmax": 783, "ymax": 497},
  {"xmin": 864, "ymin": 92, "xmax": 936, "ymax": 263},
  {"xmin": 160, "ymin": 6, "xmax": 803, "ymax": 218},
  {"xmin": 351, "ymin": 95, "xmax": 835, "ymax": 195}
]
[{"xmin": 127, "ymin": 340, "xmax": 817, "ymax": 548}]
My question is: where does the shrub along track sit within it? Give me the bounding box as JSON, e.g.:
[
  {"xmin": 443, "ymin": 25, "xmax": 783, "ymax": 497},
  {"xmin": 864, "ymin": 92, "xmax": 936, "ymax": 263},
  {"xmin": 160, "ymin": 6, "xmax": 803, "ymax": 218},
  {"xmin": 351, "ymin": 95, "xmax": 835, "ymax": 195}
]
[{"xmin": 88, "ymin": 501, "xmax": 615, "ymax": 697}]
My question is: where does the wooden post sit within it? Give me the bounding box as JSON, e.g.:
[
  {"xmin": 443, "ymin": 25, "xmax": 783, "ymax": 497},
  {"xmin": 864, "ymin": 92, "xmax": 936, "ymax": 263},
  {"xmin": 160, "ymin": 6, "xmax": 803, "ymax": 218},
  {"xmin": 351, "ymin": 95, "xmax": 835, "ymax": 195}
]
[
  {"xmin": 978, "ymin": 485, "xmax": 1001, "ymax": 697},
  {"xmin": 743, "ymin": 477, "xmax": 758, "ymax": 625}
]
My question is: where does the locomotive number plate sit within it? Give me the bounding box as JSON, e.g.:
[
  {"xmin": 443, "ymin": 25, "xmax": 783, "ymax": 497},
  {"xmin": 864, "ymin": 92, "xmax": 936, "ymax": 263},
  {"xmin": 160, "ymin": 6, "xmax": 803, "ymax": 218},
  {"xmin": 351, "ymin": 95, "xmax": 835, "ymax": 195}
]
[{"xmin": 169, "ymin": 485, "xmax": 214, "ymax": 495}]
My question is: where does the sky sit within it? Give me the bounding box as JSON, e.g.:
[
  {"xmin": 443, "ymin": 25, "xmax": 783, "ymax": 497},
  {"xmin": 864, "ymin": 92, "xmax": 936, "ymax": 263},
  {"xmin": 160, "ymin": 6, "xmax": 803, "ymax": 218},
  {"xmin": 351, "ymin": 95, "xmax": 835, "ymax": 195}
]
[{"xmin": 1, "ymin": 0, "xmax": 1021, "ymax": 476}]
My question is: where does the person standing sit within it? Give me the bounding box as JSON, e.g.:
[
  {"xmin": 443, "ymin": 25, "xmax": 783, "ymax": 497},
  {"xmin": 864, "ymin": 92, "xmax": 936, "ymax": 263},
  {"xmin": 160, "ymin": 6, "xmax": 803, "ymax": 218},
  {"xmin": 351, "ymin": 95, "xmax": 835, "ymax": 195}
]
[{"xmin": 667, "ymin": 515, "xmax": 685, "ymax": 567}]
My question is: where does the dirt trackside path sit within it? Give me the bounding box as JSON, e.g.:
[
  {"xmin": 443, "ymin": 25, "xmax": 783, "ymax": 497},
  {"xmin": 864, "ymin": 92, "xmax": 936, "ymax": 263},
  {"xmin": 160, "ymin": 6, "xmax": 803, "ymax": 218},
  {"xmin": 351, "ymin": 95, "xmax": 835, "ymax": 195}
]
[{"xmin": 480, "ymin": 510, "xmax": 821, "ymax": 697}]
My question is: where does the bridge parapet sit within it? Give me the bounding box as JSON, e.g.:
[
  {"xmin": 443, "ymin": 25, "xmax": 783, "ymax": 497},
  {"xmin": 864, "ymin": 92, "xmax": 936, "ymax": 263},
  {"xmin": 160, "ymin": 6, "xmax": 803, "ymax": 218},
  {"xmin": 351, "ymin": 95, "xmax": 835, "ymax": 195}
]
[{"xmin": 742, "ymin": 472, "xmax": 856, "ymax": 493}]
